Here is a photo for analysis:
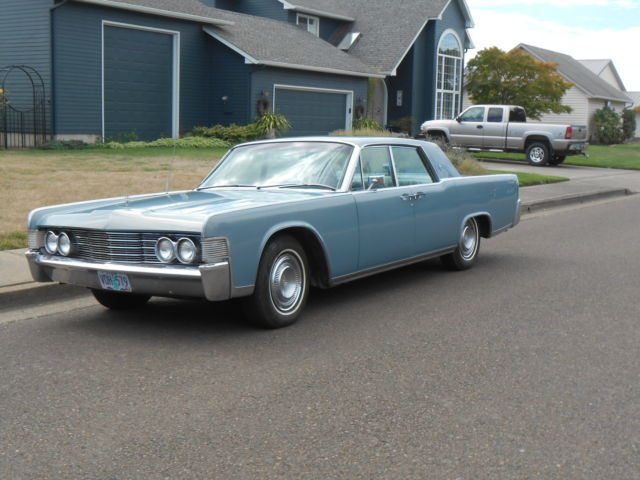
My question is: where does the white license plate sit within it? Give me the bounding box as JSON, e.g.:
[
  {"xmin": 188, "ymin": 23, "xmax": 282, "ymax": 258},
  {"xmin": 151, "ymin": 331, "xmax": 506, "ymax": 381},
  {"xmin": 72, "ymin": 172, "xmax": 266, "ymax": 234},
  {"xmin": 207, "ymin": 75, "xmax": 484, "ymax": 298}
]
[
  {"xmin": 97, "ymin": 271, "xmax": 132, "ymax": 292},
  {"xmin": 572, "ymin": 143, "xmax": 586, "ymax": 150}
]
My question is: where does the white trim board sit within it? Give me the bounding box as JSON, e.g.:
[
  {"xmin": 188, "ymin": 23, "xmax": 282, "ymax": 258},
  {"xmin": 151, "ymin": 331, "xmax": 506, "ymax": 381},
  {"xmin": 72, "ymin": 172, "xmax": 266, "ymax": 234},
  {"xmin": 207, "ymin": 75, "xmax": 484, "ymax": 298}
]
[
  {"xmin": 277, "ymin": 0, "xmax": 355, "ymax": 22},
  {"xmin": 101, "ymin": 20, "xmax": 180, "ymax": 140},
  {"xmin": 76, "ymin": 0, "xmax": 233, "ymax": 25},
  {"xmin": 272, "ymin": 84, "xmax": 354, "ymax": 132}
]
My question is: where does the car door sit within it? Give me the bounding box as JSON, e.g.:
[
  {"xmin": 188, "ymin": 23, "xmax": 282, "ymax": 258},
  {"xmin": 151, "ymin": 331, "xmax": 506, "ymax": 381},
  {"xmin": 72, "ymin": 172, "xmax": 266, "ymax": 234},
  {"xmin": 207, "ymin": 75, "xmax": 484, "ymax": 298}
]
[
  {"xmin": 449, "ymin": 106, "xmax": 485, "ymax": 148},
  {"xmin": 352, "ymin": 146, "xmax": 416, "ymax": 269},
  {"xmin": 483, "ymin": 107, "xmax": 507, "ymax": 148},
  {"xmin": 394, "ymin": 146, "xmax": 461, "ymax": 253}
]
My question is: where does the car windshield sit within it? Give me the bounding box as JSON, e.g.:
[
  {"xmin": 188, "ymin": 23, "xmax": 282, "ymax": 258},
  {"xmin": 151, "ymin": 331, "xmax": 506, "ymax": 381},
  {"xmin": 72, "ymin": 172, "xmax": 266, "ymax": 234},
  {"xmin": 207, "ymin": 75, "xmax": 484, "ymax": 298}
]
[{"xmin": 199, "ymin": 142, "xmax": 353, "ymax": 191}]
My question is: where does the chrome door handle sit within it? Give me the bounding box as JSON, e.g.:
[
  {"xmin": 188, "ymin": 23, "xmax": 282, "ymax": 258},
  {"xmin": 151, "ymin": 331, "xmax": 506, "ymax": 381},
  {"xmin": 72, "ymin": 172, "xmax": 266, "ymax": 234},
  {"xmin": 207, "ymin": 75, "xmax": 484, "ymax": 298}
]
[
  {"xmin": 400, "ymin": 193, "xmax": 411, "ymax": 201},
  {"xmin": 414, "ymin": 192, "xmax": 426, "ymax": 200}
]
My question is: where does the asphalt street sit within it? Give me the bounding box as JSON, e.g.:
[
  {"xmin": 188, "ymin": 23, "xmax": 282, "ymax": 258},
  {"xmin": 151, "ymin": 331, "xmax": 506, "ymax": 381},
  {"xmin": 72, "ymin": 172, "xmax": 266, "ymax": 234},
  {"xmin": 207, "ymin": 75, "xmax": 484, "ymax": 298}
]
[{"xmin": 1, "ymin": 196, "xmax": 639, "ymax": 479}]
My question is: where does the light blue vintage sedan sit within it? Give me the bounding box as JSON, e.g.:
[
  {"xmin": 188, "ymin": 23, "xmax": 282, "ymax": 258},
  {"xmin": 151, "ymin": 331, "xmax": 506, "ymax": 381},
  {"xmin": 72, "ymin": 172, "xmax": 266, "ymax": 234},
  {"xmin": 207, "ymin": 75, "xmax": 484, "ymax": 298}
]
[{"xmin": 26, "ymin": 138, "xmax": 520, "ymax": 328}]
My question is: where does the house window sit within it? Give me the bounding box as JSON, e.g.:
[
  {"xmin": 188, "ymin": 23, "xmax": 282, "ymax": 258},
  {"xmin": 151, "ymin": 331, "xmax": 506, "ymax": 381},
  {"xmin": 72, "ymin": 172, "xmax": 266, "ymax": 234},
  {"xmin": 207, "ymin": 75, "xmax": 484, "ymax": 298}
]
[
  {"xmin": 296, "ymin": 14, "xmax": 319, "ymax": 37},
  {"xmin": 435, "ymin": 30, "xmax": 462, "ymax": 120}
]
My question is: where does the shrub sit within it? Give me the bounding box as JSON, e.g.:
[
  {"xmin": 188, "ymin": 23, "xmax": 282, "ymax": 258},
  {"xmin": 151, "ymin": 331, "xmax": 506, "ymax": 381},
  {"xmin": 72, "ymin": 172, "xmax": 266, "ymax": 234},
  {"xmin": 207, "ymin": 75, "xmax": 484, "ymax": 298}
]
[
  {"xmin": 593, "ymin": 106, "xmax": 623, "ymax": 145},
  {"xmin": 40, "ymin": 139, "xmax": 90, "ymax": 150},
  {"xmin": 330, "ymin": 128, "xmax": 395, "ymax": 137},
  {"xmin": 102, "ymin": 137, "xmax": 230, "ymax": 149},
  {"xmin": 190, "ymin": 124, "xmax": 262, "ymax": 144},
  {"xmin": 622, "ymin": 109, "xmax": 636, "ymax": 141},
  {"xmin": 353, "ymin": 117, "xmax": 382, "ymax": 130}
]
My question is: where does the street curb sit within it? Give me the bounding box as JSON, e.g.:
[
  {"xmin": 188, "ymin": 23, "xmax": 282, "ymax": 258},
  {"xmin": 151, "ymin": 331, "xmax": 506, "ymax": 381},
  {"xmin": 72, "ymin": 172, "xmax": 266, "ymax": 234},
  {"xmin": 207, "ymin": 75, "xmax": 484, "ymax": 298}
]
[
  {"xmin": 520, "ymin": 188, "xmax": 632, "ymax": 214},
  {"xmin": 0, "ymin": 188, "xmax": 635, "ymax": 312},
  {"xmin": 477, "ymin": 157, "xmax": 584, "ymax": 169}
]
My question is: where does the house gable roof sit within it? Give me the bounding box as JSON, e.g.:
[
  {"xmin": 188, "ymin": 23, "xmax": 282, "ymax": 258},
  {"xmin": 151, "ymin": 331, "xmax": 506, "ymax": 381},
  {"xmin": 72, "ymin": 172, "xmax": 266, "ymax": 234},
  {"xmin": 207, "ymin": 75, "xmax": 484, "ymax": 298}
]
[
  {"xmin": 203, "ymin": 11, "xmax": 383, "ymax": 78},
  {"xmin": 279, "ymin": 0, "xmax": 474, "ymax": 75},
  {"xmin": 579, "ymin": 59, "xmax": 626, "ymax": 92},
  {"xmin": 517, "ymin": 44, "xmax": 632, "ymax": 104}
]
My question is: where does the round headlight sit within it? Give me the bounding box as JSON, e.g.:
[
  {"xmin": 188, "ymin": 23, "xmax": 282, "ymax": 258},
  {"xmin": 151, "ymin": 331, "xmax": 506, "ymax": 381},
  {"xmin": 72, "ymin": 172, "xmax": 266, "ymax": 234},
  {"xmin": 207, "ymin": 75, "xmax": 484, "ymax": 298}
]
[
  {"xmin": 176, "ymin": 238, "xmax": 198, "ymax": 264},
  {"xmin": 57, "ymin": 232, "xmax": 72, "ymax": 256},
  {"xmin": 155, "ymin": 237, "xmax": 176, "ymax": 263},
  {"xmin": 45, "ymin": 231, "xmax": 58, "ymax": 254}
]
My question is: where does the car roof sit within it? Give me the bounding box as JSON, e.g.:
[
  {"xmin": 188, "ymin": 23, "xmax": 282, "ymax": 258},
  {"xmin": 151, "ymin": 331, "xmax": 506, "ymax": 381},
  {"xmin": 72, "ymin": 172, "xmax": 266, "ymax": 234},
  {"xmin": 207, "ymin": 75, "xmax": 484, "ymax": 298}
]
[{"xmin": 237, "ymin": 136, "xmax": 430, "ymax": 148}]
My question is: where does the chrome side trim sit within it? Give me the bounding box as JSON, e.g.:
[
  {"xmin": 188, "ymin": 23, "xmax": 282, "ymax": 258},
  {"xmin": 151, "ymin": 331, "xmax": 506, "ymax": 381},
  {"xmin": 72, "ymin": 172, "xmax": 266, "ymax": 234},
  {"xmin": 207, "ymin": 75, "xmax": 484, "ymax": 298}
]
[
  {"xmin": 330, "ymin": 246, "xmax": 456, "ymax": 286},
  {"xmin": 231, "ymin": 285, "xmax": 255, "ymax": 298}
]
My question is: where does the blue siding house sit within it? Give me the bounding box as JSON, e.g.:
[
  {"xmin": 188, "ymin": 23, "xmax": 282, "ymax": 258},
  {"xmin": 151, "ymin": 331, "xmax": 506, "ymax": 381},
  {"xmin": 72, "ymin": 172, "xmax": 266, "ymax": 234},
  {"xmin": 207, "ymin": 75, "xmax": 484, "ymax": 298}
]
[{"xmin": 0, "ymin": 0, "xmax": 474, "ymax": 141}]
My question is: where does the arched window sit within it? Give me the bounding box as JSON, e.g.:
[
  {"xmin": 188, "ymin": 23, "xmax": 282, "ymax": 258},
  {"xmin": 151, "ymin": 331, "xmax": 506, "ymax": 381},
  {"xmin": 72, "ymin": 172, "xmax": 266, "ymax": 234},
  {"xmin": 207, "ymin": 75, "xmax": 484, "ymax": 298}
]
[{"xmin": 435, "ymin": 30, "xmax": 462, "ymax": 120}]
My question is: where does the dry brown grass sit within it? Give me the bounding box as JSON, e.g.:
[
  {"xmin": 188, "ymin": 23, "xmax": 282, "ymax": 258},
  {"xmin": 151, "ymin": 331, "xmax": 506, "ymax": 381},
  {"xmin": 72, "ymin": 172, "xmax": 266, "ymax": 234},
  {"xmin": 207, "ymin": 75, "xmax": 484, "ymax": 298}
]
[{"xmin": 0, "ymin": 147, "xmax": 225, "ymax": 244}]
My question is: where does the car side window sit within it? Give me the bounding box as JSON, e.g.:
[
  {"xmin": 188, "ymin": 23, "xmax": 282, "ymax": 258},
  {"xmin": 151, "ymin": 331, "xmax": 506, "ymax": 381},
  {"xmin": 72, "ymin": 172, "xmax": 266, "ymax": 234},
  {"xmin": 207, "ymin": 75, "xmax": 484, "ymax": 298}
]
[
  {"xmin": 459, "ymin": 107, "xmax": 485, "ymax": 122},
  {"xmin": 509, "ymin": 107, "xmax": 526, "ymax": 123},
  {"xmin": 361, "ymin": 147, "xmax": 396, "ymax": 189},
  {"xmin": 487, "ymin": 107, "xmax": 503, "ymax": 123},
  {"xmin": 391, "ymin": 147, "xmax": 434, "ymax": 186},
  {"xmin": 351, "ymin": 159, "xmax": 364, "ymax": 191}
]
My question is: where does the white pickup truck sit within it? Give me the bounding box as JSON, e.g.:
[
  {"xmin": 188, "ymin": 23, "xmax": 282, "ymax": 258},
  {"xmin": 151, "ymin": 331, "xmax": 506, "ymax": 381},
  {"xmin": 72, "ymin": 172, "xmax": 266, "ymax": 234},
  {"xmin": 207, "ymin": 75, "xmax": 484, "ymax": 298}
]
[{"xmin": 420, "ymin": 105, "xmax": 588, "ymax": 166}]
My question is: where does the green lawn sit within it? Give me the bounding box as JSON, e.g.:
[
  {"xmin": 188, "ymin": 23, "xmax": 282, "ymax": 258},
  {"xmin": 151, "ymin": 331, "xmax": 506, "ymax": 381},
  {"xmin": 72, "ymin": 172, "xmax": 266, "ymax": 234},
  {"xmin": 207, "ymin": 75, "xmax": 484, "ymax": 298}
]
[
  {"xmin": 489, "ymin": 170, "xmax": 569, "ymax": 187},
  {"xmin": 474, "ymin": 143, "xmax": 640, "ymax": 170}
]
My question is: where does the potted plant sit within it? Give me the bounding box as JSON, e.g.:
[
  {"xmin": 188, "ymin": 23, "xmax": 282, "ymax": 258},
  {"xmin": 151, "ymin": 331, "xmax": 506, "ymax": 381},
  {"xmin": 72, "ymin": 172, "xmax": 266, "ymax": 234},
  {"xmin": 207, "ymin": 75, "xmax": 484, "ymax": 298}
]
[{"xmin": 255, "ymin": 112, "xmax": 291, "ymax": 138}]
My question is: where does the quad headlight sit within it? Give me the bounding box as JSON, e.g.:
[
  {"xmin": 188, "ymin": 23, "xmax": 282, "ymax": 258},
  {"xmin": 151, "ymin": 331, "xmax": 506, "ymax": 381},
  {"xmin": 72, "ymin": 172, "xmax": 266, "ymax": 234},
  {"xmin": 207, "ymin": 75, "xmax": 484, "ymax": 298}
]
[
  {"xmin": 155, "ymin": 237, "xmax": 199, "ymax": 264},
  {"xmin": 44, "ymin": 230, "xmax": 73, "ymax": 256},
  {"xmin": 155, "ymin": 237, "xmax": 176, "ymax": 263},
  {"xmin": 57, "ymin": 232, "xmax": 72, "ymax": 256},
  {"xmin": 45, "ymin": 231, "xmax": 59, "ymax": 254},
  {"xmin": 176, "ymin": 238, "xmax": 197, "ymax": 264}
]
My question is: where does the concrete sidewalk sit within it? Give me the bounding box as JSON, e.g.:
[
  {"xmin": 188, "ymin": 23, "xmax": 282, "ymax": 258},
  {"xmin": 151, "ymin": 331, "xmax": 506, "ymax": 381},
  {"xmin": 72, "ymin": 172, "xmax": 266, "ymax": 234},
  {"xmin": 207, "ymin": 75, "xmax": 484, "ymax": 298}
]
[{"xmin": 1, "ymin": 167, "xmax": 638, "ymax": 301}]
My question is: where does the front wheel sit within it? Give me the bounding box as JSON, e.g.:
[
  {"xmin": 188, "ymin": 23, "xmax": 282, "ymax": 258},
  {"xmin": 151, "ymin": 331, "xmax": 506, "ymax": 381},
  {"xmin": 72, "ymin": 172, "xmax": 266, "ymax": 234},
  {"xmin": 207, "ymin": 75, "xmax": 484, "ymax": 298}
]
[
  {"xmin": 441, "ymin": 217, "xmax": 481, "ymax": 271},
  {"xmin": 91, "ymin": 289, "xmax": 150, "ymax": 310},
  {"xmin": 526, "ymin": 142, "xmax": 550, "ymax": 166},
  {"xmin": 243, "ymin": 235, "xmax": 310, "ymax": 329}
]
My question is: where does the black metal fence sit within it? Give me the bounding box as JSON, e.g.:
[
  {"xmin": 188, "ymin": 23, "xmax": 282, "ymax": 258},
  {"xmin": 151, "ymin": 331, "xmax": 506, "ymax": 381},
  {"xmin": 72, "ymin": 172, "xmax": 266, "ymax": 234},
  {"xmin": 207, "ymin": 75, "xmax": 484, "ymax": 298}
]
[{"xmin": 0, "ymin": 65, "xmax": 50, "ymax": 149}]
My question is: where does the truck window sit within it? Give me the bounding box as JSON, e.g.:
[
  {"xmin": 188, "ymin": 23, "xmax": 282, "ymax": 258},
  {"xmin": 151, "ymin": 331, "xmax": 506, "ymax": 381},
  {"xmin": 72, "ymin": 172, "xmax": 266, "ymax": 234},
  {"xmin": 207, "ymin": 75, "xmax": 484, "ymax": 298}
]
[
  {"xmin": 459, "ymin": 107, "xmax": 484, "ymax": 122},
  {"xmin": 487, "ymin": 108, "xmax": 503, "ymax": 123},
  {"xmin": 509, "ymin": 108, "xmax": 526, "ymax": 123}
]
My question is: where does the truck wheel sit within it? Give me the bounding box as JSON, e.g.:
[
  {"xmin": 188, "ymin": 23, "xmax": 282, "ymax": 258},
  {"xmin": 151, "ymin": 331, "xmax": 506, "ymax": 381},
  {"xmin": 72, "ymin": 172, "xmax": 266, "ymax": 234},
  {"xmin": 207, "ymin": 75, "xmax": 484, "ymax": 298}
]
[
  {"xmin": 441, "ymin": 217, "xmax": 480, "ymax": 271},
  {"xmin": 91, "ymin": 289, "xmax": 150, "ymax": 310},
  {"xmin": 549, "ymin": 154, "xmax": 566, "ymax": 165},
  {"xmin": 243, "ymin": 235, "xmax": 310, "ymax": 329},
  {"xmin": 427, "ymin": 132, "xmax": 447, "ymax": 145},
  {"xmin": 526, "ymin": 142, "xmax": 549, "ymax": 166}
]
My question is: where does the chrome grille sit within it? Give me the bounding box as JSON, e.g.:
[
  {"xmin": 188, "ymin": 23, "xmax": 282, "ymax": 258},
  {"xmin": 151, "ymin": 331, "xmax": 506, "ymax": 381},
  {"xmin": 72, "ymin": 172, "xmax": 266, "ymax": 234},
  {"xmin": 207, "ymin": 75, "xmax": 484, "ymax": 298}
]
[{"xmin": 43, "ymin": 229, "xmax": 201, "ymax": 264}]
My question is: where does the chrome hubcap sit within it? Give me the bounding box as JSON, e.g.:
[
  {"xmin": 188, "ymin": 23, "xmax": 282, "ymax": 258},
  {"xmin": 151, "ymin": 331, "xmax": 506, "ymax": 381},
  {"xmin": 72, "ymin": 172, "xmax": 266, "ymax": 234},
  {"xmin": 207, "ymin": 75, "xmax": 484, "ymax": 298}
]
[
  {"xmin": 269, "ymin": 250, "xmax": 305, "ymax": 315},
  {"xmin": 460, "ymin": 220, "xmax": 478, "ymax": 260},
  {"xmin": 530, "ymin": 147, "xmax": 545, "ymax": 163}
]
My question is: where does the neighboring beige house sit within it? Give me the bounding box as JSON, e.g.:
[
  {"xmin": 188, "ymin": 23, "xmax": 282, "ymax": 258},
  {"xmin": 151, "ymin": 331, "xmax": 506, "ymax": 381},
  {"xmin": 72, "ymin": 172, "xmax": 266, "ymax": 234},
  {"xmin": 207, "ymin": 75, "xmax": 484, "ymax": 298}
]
[
  {"xmin": 628, "ymin": 92, "xmax": 640, "ymax": 139},
  {"xmin": 463, "ymin": 44, "xmax": 633, "ymax": 141}
]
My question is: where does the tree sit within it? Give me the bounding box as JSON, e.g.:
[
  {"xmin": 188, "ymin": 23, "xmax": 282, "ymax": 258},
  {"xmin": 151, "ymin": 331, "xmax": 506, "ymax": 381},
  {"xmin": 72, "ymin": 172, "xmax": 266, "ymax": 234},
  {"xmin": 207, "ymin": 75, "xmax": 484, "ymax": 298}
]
[{"xmin": 466, "ymin": 47, "xmax": 573, "ymax": 120}]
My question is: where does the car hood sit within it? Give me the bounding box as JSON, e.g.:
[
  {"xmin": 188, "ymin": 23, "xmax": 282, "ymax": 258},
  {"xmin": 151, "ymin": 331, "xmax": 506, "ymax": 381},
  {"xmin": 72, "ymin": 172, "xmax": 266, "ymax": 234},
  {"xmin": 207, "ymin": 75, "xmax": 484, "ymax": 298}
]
[
  {"xmin": 421, "ymin": 119, "xmax": 457, "ymax": 130},
  {"xmin": 37, "ymin": 189, "xmax": 328, "ymax": 232}
]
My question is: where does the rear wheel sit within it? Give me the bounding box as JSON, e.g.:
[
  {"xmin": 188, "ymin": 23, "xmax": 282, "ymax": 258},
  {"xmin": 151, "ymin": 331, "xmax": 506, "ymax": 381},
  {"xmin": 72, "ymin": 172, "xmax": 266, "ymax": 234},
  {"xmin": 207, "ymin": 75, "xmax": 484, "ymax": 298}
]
[
  {"xmin": 526, "ymin": 142, "xmax": 550, "ymax": 166},
  {"xmin": 243, "ymin": 235, "xmax": 310, "ymax": 329},
  {"xmin": 91, "ymin": 289, "xmax": 150, "ymax": 310},
  {"xmin": 549, "ymin": 154, "xmax": 566, "ymax": 165},
  {"xmin": 441, "ymin": 217, "xmax": 481, "ymax": 271}
]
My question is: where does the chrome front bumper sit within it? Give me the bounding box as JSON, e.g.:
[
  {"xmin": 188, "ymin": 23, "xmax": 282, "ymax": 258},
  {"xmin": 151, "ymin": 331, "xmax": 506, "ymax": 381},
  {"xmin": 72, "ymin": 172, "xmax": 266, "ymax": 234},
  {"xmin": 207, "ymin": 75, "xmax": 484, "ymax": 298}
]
[{"xmin": 25, "ymin": 251, "xmax": 231, "ymax": 301}]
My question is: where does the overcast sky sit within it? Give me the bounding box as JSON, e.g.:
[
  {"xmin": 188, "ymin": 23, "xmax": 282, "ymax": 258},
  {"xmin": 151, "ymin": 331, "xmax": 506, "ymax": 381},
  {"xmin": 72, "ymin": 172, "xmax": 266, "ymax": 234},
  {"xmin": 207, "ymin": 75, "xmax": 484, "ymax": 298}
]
[{"xmin": 465, "ymin": 0, "xmax": 640, "ymax": 92}]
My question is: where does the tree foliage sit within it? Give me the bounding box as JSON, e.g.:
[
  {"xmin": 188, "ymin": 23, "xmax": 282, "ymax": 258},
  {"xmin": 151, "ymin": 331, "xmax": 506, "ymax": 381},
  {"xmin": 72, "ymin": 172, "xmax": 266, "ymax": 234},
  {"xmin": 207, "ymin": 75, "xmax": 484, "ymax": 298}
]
[{"xmin": 466, "ymin": 47, "xmax": 573, "ymax": 120}]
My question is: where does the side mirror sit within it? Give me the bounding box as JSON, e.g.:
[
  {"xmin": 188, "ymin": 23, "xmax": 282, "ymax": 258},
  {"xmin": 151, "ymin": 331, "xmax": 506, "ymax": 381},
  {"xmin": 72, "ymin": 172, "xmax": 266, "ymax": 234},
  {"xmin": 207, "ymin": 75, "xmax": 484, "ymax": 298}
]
[
  {"xmin": 367, "ymin": 176, "xmax": 384, "ymax": 191},
  {"xmin": 455, "ymin": 115, "xmax": 462, "ymax": 123}
]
